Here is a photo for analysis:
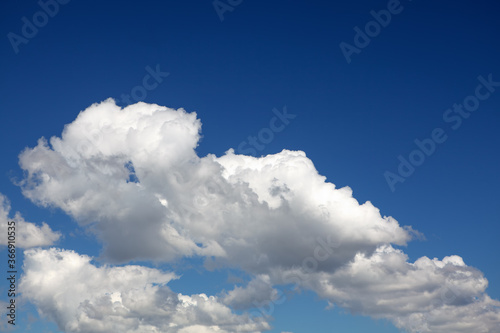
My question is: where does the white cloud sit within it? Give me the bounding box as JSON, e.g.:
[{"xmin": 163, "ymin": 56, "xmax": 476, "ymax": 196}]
[
  {"xmin": 272, "ymin": 245, "xmax": 500, "ymax": 332},
  {"xmin": 17, "ymin": 100, "xmax": 500, "ymax": 332},
  {"xmin": 20, "ymin": 248, "xmax": 270, "ymax": 333},
  {"xmin": 0, "ymin": 193, "xmax": 60, "ymax": 248},
  {"xmin": 18, "ymin": 99, "xmax": 411, "ymax": 269}
]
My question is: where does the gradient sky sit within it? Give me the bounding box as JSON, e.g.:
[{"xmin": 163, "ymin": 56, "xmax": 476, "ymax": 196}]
[{"xmin": 1, "ymin": 1, "xmax": 500, "ymax": 332}]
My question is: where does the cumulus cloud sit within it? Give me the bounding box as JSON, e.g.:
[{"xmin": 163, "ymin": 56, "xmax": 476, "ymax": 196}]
[
  {"xmin": 0, "ymin": 193, "xmax": 60, "ymax": 248},
  {"xmin": 17, "ymin": 100, "xmax": 500, "ymax": 332},
  {"xmin": 279, "ymin": 245, "xmax": 500, "ymax": 332},
  {"xmin": 20, "ymin": 248, "xmax": 270, "ymax": 333},
  {"xmin": 221, "ymin": 275, "xmax": 279, "ymax": 311},
  {"xmin": 18, "ymin": 99, "xmax": 411, "ymax": 269}
]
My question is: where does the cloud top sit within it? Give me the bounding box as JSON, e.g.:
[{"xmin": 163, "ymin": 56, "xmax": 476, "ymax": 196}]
[{"xmin": 17, "ymin": 100, "xmax": 500, "ymax": 332}]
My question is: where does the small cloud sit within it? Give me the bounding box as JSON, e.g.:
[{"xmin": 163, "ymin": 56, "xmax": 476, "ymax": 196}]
[{"xmin": 0, "ymin": 193, "xmax": 60, "ymax": 248}]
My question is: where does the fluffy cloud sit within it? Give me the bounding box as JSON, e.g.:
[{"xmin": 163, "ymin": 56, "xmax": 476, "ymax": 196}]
[
  {"xmin": 17, "ymin": 100, "xmax": 500, "ymax": 332},
  {"xmin": 20, "ymin": 248, "xmax": 270, "ymax": 333},
  {"xmin": 18, "ymin": 99, "xmax": 411, "ymax": 269},
  {"xmin": 0, "ymin": 193, "xmax": 60, "ymax": 248},
  {"xmin": 282, "ymin": 245, "xmax": 500, "ymax": 332}
]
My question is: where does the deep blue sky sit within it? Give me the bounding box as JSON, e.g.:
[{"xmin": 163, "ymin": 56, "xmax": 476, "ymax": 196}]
[{"xmin": 1, "ymin": 0, "xmax": 499, "ymax": 332}]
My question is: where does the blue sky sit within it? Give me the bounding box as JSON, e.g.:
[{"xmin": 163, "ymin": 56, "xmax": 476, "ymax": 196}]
[{"xmin": 1, "ymin": 0, "xmax": 500, "ymax": 332}]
